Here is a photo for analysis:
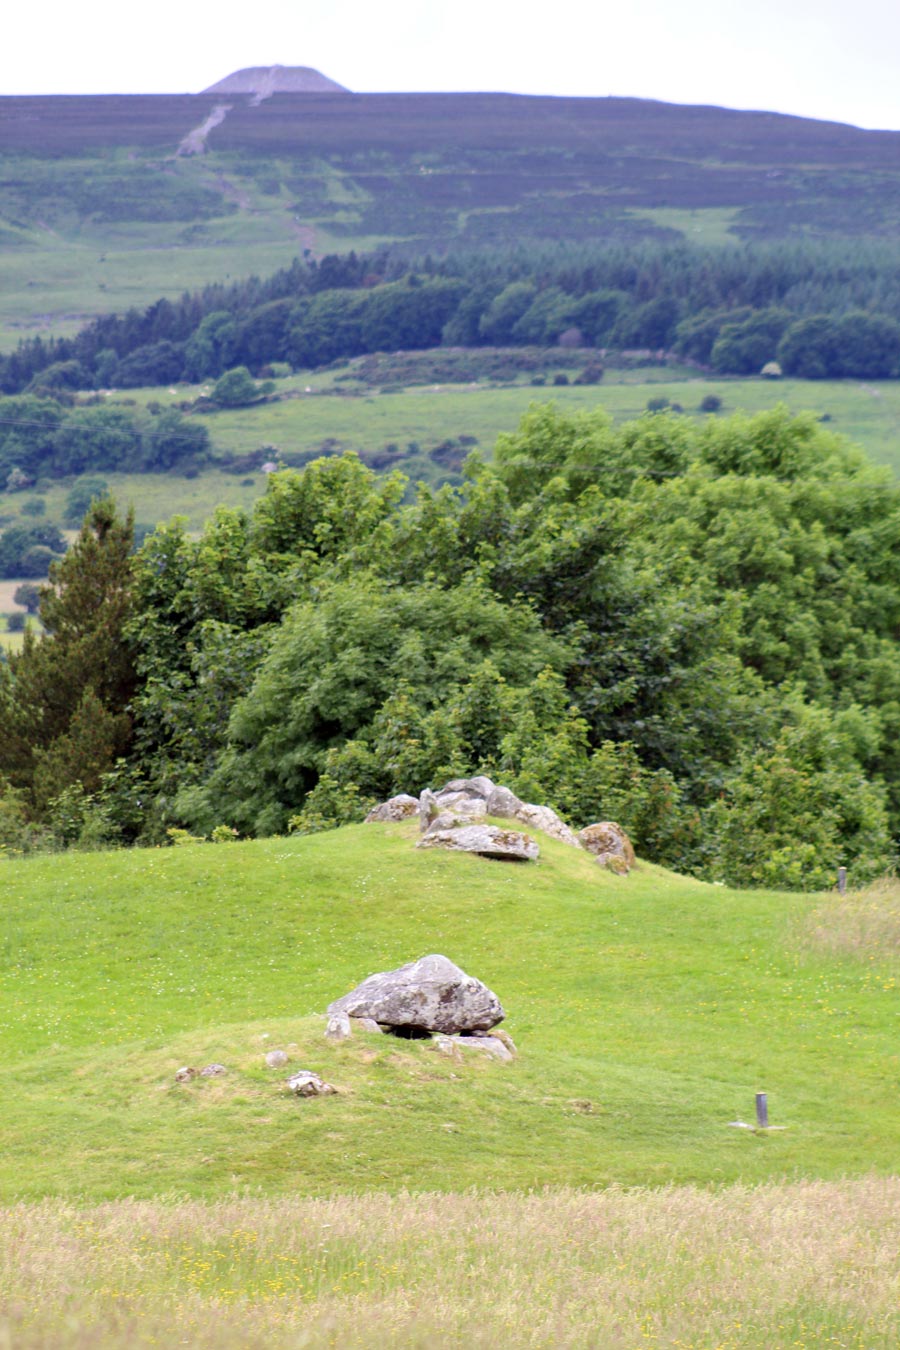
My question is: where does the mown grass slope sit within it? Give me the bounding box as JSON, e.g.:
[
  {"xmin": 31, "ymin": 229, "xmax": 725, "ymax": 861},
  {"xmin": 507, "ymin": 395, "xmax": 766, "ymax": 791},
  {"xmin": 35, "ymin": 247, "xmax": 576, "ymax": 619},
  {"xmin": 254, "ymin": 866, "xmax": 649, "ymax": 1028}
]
[{"xmin": 2, "ymin": 821, "xmax": 898, "ymax": 1201}]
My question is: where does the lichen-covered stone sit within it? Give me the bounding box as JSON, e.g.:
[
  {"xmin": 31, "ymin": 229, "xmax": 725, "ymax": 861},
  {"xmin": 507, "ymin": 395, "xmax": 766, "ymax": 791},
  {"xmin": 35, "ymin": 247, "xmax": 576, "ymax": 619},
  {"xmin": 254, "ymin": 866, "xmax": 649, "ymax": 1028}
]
[
  {"xmin": 328, "ymin": 953, "xmax": 504, "ymax": 1034},
  {"xmin": 485, "ymin": 785, "xmax": 524, "ymax": 818},
  {"xmin": 364, "ymin": 794, "xmax": 420, "ymax": 823},
  {"xmin": 578, "ymin": 821, "xmax": 636, "ymax": 872},
  {"xmin": 514, "ymin": 802, "xmax": 580, "ymax": 847},
  {"xmin": 199, "ymin": 1063, "xmax": 227, "ymax": 1078},
  {"xmin": 265, "ymin": 1049, "xmax": 289, "ymax": 1068},
  {"xmin": 417, "ymin": 823, "xmax": 539, "ymax": 862}
]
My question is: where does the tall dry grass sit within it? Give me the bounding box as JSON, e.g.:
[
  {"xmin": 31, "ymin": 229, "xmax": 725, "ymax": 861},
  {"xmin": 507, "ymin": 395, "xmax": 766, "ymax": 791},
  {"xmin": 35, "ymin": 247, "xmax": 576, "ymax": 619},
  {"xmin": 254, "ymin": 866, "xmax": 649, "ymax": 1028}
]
[
  {"xmin": 2, "ymin": 1179, "xmax": 899, "ymax": 1348},
  {"xmin": 800, "ymin": 877, "xmax": 900, "ymax": 964}
]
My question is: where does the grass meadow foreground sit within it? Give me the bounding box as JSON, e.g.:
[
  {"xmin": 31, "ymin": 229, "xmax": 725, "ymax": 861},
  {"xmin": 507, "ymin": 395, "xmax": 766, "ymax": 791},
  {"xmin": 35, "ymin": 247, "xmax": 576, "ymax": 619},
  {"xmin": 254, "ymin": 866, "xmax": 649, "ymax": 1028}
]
[
  {"xmin": 2, "ymin": 824, "xmax": 900, "ymax": 1345},
  {"xmin": 3, "ymin": 1180, "xmax": 900, "ymax": 1348}
]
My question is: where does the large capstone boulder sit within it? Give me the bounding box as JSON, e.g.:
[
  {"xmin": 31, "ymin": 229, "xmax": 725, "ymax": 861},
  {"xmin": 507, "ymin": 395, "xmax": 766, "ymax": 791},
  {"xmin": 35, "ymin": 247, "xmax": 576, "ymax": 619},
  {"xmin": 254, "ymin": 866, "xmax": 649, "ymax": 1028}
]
[
  {"xmin": 578, "ymin": 821, "xmax": 636, "ymax": 873},
  {"xmin": 417, "ymin": 823, "xmax": 539, "ymax": 862},
  {"xmin": 328, "ymin": 954, "xmax": 504, "ymax": 1034},
  {"xmin": 364, "ymin": 794, "xmax": 420, "ymax": 823}
]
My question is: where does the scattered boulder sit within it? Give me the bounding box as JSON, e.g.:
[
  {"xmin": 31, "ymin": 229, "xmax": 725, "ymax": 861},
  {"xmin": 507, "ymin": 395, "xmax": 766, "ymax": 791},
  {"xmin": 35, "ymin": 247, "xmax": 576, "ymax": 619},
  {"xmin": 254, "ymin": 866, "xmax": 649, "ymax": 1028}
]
[
  {"xmin": 349, "ymin": 1016, "xmax": 383, "ymax": 1034},
  {"xmin": 265, "ymin": 1049, "xmax": 290, "ymax": 1068},
  {"xmin": 417, "ymin": 823, "xmax": 539, "ymax": 862},
  {"xmin": 364, "ymin": 794, "xmax": 419, "ymax": 823},
  {"xmin": 176, "ymin": 1063, "xmax": 227, "ymax": 1082},
  {"xmin": 328, "ymin": 953, "xmax": 504, "ymax": 1035},
  {"xmin": 286, "ymin": 1070, "xmax": 337, "ymax": 1097},
  {"xmin": 578, "ymin": 821, "xmax": 636, "ymax": 873}
]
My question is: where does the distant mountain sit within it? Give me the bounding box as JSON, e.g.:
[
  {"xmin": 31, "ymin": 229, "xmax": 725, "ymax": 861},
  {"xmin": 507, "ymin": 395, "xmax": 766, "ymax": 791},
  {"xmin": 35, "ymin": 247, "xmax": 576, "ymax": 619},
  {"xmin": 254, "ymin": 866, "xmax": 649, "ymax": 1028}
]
[
  {"xmin": 3, "ymin": 87, "xmax": 900, "ymax": 340},
  {"xmin": 202, "ymin": 66, "xmax": 350, "ymax": 97}
]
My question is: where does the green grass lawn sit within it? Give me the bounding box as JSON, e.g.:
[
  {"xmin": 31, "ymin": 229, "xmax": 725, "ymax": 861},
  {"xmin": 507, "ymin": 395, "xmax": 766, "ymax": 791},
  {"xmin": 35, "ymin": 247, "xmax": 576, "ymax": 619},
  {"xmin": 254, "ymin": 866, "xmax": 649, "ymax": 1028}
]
[{"xmin": 2, "ymin": 821, "xmax": 898, "ymax": 1203}]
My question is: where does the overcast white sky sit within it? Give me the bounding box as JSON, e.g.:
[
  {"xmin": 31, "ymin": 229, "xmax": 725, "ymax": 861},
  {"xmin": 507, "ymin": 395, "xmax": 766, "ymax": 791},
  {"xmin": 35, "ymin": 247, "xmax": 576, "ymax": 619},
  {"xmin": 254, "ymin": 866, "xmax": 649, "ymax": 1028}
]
[{"xmin": 5, "ymin": 0, "xmax": 900, "ymax": 131}]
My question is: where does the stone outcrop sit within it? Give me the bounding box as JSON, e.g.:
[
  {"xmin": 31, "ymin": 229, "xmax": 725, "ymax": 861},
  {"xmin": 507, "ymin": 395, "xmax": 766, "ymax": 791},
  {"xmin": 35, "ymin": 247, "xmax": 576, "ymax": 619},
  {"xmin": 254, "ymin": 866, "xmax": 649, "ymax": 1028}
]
[
  {"xmin": 327, "ymin": 953, "xmax": 504, "ymax": 1035},
  {"xmin": 578, "ymin": 821, "xmax": 636, "ymax": 873},
  {"xmin": 365, "ymin": 775, "xmax": 635, "ymax": 870}
]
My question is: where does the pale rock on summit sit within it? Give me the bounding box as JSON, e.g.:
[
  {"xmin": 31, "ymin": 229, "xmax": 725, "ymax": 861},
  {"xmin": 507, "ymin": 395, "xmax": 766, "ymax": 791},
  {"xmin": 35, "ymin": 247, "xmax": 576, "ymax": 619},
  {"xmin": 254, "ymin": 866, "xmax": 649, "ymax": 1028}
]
[{"xmin": 202, "ymin": 66, "xmax": 350, "ymax": 96}]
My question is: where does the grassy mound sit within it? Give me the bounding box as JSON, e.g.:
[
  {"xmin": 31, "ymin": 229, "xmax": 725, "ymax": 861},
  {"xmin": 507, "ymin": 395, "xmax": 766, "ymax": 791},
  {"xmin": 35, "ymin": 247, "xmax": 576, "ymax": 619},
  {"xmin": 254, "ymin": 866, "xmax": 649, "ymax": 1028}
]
[{"xmin": 2, "ymin": 821, "xmax": 898, "ymax": 1200}]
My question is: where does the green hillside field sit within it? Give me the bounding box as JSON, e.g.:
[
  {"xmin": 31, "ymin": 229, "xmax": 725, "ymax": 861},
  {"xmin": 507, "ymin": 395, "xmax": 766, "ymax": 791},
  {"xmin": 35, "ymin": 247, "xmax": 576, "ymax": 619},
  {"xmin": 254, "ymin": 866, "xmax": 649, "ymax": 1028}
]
[
  {"xmin": 3, "ymin": 821, "xmax": 900, "ymax": 1345},
  {"xmin": 21, "ymin": 369, "xmax": 898, "ymax": 535}
]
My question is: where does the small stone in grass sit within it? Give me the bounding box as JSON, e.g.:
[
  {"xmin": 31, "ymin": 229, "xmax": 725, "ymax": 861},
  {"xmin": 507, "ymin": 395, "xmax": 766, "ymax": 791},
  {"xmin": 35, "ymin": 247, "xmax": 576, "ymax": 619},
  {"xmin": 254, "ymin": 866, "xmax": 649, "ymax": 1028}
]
[{"xmin": 286, "ymin": 1070, "xmax": 337, "ymax": 1097}]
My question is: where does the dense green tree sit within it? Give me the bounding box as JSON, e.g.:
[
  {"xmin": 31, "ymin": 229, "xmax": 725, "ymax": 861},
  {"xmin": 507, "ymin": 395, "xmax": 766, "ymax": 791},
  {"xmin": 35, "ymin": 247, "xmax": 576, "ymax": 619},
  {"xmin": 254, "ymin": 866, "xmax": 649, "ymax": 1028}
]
[
  {"xmin": 0, "ymin": 523, "xmax": 66, "ymax": 579},
  {"xmin": 709, "ymin": 307, "xmax": 792, "ymax": 374},
  {"xmin": 511, "ymin": 288, "xmax": 577, "ymax": 345},
  {"xmin": 64, "ymin": 476, "xmax": 110, "ymax": 527},
  {"xmin": 50, "ymin": 405, "xmax": 142, "ymax": 475},
  {"xmin": 478, "ymin": 283, "xmax": 537, "ymax": 344},
  {"xmin": 286, "ymin": 291, "xmax": 368, "ymax": 368},
  {"xmin": 139, "ymin": 407, "xmax": 210, "ymax": 470},
  {"xmin": 182, "ymin": 311, "xmax": 238, "ymax": 381},
  {"xmin": 179, "ymin": 572, "xmax": 569, "ymax": 835},
  {"xmin": 776, "ymin": 315, "xmax": 841, "ymax": 378},
  {"xmin": 115, "ymin": 340, "xmax": 186, "ymax": 388},
  {"xmin": 212, "ymin": 366, "xmax": 263, "ymax": 407},
  {"xmin": 0, "ymin": 498, "xmax": 135, "ymax": 811},
  {"xmin": 360, "ymin": 278, "xmax": 466, "ymax": 352}
]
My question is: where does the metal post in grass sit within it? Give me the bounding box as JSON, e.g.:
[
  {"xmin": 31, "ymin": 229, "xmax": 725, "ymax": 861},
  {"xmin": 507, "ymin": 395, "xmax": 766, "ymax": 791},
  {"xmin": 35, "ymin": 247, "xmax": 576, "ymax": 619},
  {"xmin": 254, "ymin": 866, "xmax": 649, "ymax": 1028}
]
[
  {"xmin": 755, "ymin": 1092, "xmax": 768, "ymax": 1129},
  {"xmin": 838, "ymin": 866, "xmax": 847, "ymax": 895}
]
